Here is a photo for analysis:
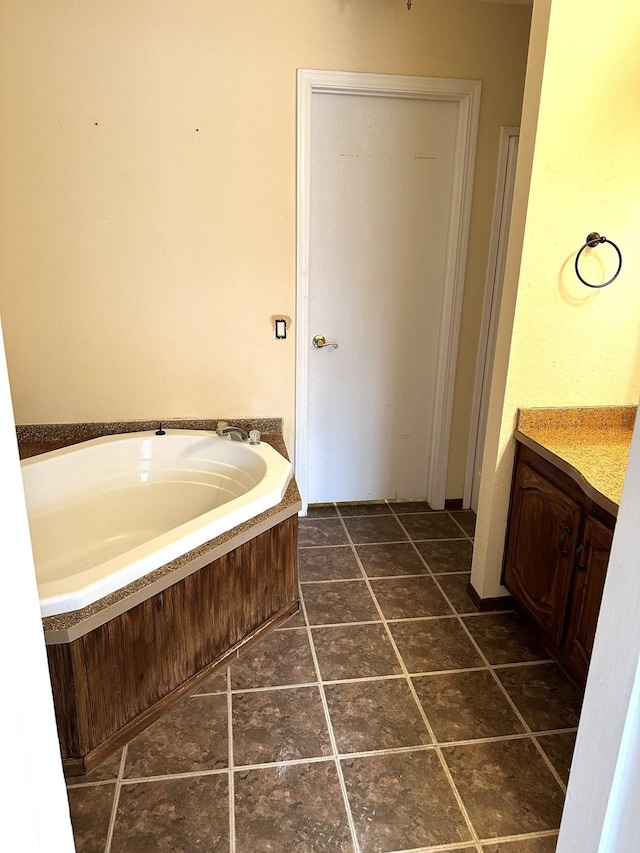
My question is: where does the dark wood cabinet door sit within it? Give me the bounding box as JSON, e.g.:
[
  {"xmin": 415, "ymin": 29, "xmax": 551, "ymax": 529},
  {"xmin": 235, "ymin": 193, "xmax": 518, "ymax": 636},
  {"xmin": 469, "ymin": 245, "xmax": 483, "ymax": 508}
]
[
  {"xmin": 503, "ymin": 461, "xmax": 582, "ymax": 644},
  {"xmin": 562, "ymin": 515, "xmax": 613, "ymax": 685}
]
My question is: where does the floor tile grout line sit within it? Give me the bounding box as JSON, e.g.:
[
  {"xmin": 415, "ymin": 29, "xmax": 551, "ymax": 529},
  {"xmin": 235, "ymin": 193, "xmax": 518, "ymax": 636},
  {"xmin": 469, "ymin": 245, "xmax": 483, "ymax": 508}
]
[
  {"xmin": 530, "ymin": 733, "xmax": 572, "ymax": 793},
  {"xmin": 301, "ymin": 570, "xmax": 475, "ymax": 584},
  {"xmin": 230, "ymin": 755, "xmax": 337, "ymax": 774},
  {"xmin": 446, "ymin": 513, "xmax": 476, "ymax": 543},
  {"xmin": 478, "ymin": 828, "xmax": 560, "ymax": 844},
  {"xmin": 336, "ymin": 514, "xmax": 482, "ymax": 850},
  {"xmin": 298, "ymin": 581, "xmax": 363, "ymax": 853},
  {"xmin": 386, "ymin": 501, "xmax": 476, "ymax": 542},
  {"xmin": 67, "ymin": 726, "xmax": 580, "ymax": 791},
  {"xmin": 116, "ymin": 767, "xmax": 232, "ymax": 785},
  {"xmin": 308, "ymin": 613, "xmax": 461, "ymax": 628},
  {"xmin": 300, "ymin": 572, "xmax": 471, "ymax": 586},
  {"xmin": 491, "ymin": 658, "xmax": 556, "ymax": 669},
  {"xmin": 389, "ymin": 512, "xmax": 460, "ymax": 581},
  {"xmin": 436, "ymin": 580, "xmax": 570, "ymax": 796},
  {"xmin": 300, "ymin": 536, "xmax": 472, "ymax": 549},
  {"xmin": 103, "ymin": 744, "xmax": 128, "ymax": 853},
  {"xmin": 306, "ymin": 507, "xmax": 567, "ymax": 842},
  {"xmin": 454, "ymin": 631, "xmax": 569, "ymax": 794},
  {"xmin": 376, "ymin": 826, "xmax": 563, "ymax": 853},
  {"xmin": 384, "ymin": 842, "xmax": 481, "ymax": 853},
  {"xmin": 366, "ymin": 509, "xmax": 567, "ymax": 834},
  {"xmin": 227, "ymin": 666, "xmax": 236, "ymax": 853},
  {"xmin": 230, "ymin": 678, "xmax": 320, "ymax": 694},
  {"xmin": 391, "ymin": 510, "xmax": 567, "ymax": 832}
]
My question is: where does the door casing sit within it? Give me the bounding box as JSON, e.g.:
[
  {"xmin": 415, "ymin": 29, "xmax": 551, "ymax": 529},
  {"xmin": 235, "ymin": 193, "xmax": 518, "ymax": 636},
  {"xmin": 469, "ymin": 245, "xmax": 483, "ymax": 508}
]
[
  {"xmin": 295, "ymin": 69, "xmax": 481, "ymax": 513},
  {"xmin": 465, "ymin": 126, "xmax": 520, "ymax": 512}
]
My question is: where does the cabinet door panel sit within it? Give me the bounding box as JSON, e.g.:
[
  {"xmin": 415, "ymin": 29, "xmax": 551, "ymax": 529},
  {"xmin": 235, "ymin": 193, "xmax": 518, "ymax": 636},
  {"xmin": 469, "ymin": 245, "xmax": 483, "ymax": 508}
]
[
  {"xmin": 503, "ymin": 462, "xmax": 582, "ymax": 644},
  {"xmin": 563, "ymin": 515, "xmax": 613, "ymax": 685}
]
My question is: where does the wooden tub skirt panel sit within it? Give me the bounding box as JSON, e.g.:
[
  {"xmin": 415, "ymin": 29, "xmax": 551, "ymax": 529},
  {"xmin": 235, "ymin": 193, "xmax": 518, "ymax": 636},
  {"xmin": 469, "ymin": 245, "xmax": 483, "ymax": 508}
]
[{"xmin": 47, "ymin": 514, "xmax": 298, "ymax": 776}]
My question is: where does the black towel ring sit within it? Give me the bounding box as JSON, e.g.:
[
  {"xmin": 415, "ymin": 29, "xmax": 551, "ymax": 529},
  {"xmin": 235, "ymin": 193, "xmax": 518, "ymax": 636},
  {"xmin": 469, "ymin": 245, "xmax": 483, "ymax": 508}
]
[{"xmin": 575, "ymin": 232, "xmax": 622, "ymax": 288}]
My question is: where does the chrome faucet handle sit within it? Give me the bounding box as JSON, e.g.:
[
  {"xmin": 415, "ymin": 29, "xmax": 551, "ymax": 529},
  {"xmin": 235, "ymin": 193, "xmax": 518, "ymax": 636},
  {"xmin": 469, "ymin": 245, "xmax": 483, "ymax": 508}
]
[{"xmin": 249, "ymin": 430, "xmax": 261, "ymax": 445}]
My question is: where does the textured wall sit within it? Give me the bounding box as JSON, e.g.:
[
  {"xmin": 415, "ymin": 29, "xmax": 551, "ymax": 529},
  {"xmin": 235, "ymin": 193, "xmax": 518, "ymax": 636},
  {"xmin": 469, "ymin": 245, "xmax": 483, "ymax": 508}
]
[
  {"xmin": 472, "ymin": 0, "xmax": 640, "ymax": 597},
  {"xmin": 0, "ymin": 0, "xmax": 532, "ymax": 497}
]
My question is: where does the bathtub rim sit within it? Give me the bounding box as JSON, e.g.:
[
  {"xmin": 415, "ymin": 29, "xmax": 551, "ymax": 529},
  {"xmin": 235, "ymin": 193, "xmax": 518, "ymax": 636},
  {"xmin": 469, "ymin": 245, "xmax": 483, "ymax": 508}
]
[
  {"xmin": 43, "ymin": 490, "xmax": 300, "ymax": 645},
  {"xmin": 26, "ymin": 429, "xmax": 292, "ymax": 617},
  {"xmin": 16, "ymin": 423, "xmax": 300, "ymax": 645}
]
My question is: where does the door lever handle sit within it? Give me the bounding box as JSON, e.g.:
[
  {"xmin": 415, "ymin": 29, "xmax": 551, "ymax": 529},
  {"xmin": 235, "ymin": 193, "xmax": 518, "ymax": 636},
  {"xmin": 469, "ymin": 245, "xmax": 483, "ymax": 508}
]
[{"xmin": 312, "ymin": 334, "xmax": 338, "ymax": 349}]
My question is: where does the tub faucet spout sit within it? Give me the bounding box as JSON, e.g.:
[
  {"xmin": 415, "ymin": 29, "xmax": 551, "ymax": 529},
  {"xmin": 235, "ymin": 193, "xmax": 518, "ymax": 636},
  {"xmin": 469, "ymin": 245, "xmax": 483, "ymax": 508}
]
[{"xmin": 216, "ymin": 423, "xmax": 249, "ymax": 441}]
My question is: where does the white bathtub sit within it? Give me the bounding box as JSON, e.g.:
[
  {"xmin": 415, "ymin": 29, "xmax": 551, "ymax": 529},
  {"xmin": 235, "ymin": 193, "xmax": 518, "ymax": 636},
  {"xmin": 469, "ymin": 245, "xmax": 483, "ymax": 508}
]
[{"xmin": 21, "ymin": 430, "xmax": 293, "ymax": 617}]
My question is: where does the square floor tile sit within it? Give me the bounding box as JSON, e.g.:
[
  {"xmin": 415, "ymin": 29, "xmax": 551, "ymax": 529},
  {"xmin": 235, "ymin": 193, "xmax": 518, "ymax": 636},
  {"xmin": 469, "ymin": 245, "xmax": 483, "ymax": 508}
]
[
  {"xmin": 388, "ymin": 500, "xmax": 435, "ymax": 513},
  {"xmin": 312, "ymin": 624, "xmax": 403, "ymax": 681},
  {"xmin": 536, "ymin": 731, "xmax": 577, "ymax": 785},
  {"xmin": 232, "ymin": 686, "xmax": 331, "ymax": 766},
  {"xmin": 324, "ymin": 678, "xmax": 431, "ymax": 753},
  {"xmin": 482, "ymin": 835, "xmax": 559, "ymax": 852},
  {"xmin": 436, "ymin": 574, "xmax": 479, "ymax": 614},
  {"xmin": 416, "ymin": 539, "xmax": 473, "ymax": 574},
  {"xmin": 302, "ymin": 580, "xmax": 379, "ymax": 625},
  {"xmin": 389, "ymin": 617, "xmax": 484, "ymax": 673},
  {"xmin": 307, "ymin": 504, "xmax": 338, "ymax": 518},
  {"xmin": 123, "ymin": 694, "xmax": 228, "ymax": 778},
  {"xmin": 299, "ymin": 546, "xmax": 362, "ymax": 581},
  {"xmin": 110, "ymin": 775, "xmax": 229, "ymax": 852},
  {"xmin": 412, "ymin": 670, "xmax": 525, "ymax": 742},
  {"xmin": 450, "ymin": 510, "xmax": 476, "ymax": 536},
  {"xmin": 442, "ymin": 738, "xmax": 565, "ymax": 838},
  {"xmin": 230, "ymin": 628, "xmax": 316, "ymax": 690},
  {"xmin": 370, "ymin": 575, "xmax": 452, "ymax": 619},
  {"xmin": 341, "ymin": 749, "xmax": 472, "ymax": 850},
  {"xmin": 461, "ymin": 612, "xmax": 548, "ymax": 664},
  {"xmin": 342, "ymin": 515, "xmax": 407, "ymax": 544},
  {"xmin": 337, "ymin": 501, "xmax": 391, "ymax": 516},
  {"xmin": 192, "ymin": 667, "xmax": 229, "ymax": 695},
  {"xmin": 278, "ymin": 606, "xmax": 306, "ymax": 629},
  {"xmin": 299, "ymin": 518, "xmax": 349, "ymax": 547},
  {"xmin": 68, "ymin": 748, "xmax": 123, "ymax": 784},
  {"xmin": 400, "ymin": 512, "xmax": 464, "ymax": 540},
  {"xmin": 496, "ymin": 664, "xmax": 583, "ymax": 731},
  {"xmin": 355, "ymin": 542, "xmax": 427, "ymax": 577},
  {"xmin": 235, "ymin": 760, "xmax": 353, "ymax": 852},
  {"xmin": 416, "ymin": 539, "xmax": 474, "ymax": 572},
  {"xmin": 67, "ymin": 783, "xmax": 116, "ymax": 852}
]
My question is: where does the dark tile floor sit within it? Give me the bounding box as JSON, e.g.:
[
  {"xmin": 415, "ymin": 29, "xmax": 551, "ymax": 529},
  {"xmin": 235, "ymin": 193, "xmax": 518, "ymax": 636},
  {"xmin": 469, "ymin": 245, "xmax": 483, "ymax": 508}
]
[{"xmin": 66, "ymin": 502, "xmax": 581, "ymax": 852}]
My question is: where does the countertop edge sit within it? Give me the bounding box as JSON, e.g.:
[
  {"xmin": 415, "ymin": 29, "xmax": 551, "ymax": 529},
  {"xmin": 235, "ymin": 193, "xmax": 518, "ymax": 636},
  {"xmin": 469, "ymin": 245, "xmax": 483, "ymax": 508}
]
[{"xmin": 514, "ymin": 430, "xmax": 619, "ymax": 518}]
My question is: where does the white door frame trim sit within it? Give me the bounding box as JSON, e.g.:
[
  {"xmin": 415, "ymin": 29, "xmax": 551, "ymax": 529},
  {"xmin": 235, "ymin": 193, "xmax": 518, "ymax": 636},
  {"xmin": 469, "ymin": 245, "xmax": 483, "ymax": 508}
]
[
  {"xmin": 295, "ymin": 69, "xmax": 481, "ymax": 512},
  {"xmin": 464, "ymin": 125, "xmax": 520, "ymax": 510}
]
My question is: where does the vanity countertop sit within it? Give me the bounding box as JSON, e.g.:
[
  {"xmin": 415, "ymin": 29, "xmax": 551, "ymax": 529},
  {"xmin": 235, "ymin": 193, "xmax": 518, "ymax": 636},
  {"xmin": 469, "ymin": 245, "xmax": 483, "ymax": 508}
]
[{"xmin": 514, "ymin": 406, "xmax": 637, "ymax": 514}]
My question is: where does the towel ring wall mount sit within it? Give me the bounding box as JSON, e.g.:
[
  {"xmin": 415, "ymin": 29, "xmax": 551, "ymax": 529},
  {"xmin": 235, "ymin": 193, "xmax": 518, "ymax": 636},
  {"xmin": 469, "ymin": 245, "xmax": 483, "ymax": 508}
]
[{"xmin": 574, "ymin": 232, "xmax": 622, "ymax": 288}]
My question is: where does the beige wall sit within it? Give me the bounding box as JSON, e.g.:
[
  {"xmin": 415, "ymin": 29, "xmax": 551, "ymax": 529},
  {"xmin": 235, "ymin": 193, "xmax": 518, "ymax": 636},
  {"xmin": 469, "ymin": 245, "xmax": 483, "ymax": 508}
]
[
  {"xmin": 472, "ymin": 0, "xmax": 640, "ymax": 598},
  {"xmin": 0, "ymin": 0, "xmax": 531, "ymax": 497}
]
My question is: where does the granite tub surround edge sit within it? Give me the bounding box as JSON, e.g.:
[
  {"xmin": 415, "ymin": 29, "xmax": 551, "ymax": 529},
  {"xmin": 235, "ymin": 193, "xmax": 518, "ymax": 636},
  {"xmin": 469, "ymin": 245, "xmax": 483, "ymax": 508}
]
[
  {"xmin": 515, "ymin": 405, "xmax": 637, "ymax": 512},
  {"xmin": 17, "ymin": 416, "xmax": 283, "ymax": 457},
  {"xmin": 15, "ymin": 422, "xmax": 300, "ymax": 643}
]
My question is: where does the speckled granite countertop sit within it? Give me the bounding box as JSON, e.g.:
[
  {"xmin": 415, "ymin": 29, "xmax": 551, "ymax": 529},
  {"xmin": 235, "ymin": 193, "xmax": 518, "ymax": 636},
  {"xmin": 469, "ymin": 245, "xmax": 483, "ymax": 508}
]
[
  {"xmin": 17, "ymin": 419, "xmax": 301, "ymax": 643},
  {"xmin": 515, "ymin": 406, "xmax": 636, "ymax": 514}
]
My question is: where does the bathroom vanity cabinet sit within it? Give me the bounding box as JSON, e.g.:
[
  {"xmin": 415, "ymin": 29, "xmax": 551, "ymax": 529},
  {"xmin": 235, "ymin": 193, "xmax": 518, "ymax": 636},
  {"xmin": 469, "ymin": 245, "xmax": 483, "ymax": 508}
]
[{"xmin": 503, "ymin": 442, "xmax": 615, "ymax": 688}]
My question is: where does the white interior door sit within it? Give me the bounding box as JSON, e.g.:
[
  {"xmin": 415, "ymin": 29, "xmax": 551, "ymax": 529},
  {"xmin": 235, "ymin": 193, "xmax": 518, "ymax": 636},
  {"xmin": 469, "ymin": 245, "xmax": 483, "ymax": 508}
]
[
  {"xmin": 308, "ymin": 93, "xmax": 456, "ymax": 503},
  {"xmin": 296, "ymin": 71, "xmax": 481, "ymax": 511}
]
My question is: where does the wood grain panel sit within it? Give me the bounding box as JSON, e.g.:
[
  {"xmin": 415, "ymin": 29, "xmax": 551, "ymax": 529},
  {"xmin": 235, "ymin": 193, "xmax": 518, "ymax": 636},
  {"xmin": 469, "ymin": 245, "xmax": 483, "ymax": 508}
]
[{"xmin": 47, "ymin": 514, "xmax": 298, "ymax": 776}]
